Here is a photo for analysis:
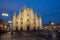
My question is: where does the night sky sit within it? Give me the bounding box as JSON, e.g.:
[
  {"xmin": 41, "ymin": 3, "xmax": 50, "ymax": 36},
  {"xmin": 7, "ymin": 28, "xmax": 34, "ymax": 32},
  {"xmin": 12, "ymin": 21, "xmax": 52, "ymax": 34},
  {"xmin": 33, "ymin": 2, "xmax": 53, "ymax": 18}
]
[{"xmin": 0, "ymin": 0, "xmax": 60, "ymax": 25}]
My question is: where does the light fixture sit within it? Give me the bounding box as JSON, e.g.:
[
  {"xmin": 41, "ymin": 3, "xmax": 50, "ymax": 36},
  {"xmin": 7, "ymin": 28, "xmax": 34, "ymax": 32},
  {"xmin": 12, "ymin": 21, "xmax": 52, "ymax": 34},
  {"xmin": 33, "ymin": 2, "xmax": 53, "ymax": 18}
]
[{"xmin": 51, "ymin": 23, "xmax": 55, "ymax": 25}]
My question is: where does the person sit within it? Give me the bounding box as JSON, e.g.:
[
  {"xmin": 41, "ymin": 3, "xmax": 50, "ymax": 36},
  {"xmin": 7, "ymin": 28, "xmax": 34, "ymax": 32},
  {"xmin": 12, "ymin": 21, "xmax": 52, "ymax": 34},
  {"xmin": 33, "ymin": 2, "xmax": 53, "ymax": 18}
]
[
  {"xmin": 0, "ymin": 27, "xmax": 2, "ymax": 38},
  {"xmin": 0, "ymin": 30, "xmax": 1, "ymax": 38},
  {"xmin": 10, "ymin": 28, "xmax": 13, "ymax": 35},
  {"xmin": 11, "ymin": 31, "xmax": 13, "ymax": 35}
]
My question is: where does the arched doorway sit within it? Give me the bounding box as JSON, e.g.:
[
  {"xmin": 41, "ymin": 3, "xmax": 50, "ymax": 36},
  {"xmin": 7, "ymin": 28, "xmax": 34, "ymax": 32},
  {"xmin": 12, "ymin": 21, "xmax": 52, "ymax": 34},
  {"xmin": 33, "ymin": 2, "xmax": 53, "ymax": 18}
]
[
  {"xmin": 20, "ymin": 27, "xmax": 23, "ymax": 31},
  {"xmin": 33, "ymin": 27, "xmax": 36, "ymax": 31},
  {"xmin": 27, "ymin": 25, "xmax": 30, "ymax": 31},
  {"xmin": 16, "ymin": 27, "xmax": 18, "ymax": 31}
]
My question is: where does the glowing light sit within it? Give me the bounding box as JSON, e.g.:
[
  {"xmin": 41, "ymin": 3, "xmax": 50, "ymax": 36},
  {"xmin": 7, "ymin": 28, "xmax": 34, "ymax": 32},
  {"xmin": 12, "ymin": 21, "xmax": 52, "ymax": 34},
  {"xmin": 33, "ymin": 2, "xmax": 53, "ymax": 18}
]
[
  {"xmin": 2, "ymin": 13, "xmax": 8, "ymax": 17},
  {"xmin": 8, "ymin": 21, "xmax": 12, "ymax": 27},
  {"xmin": 45, "ymin": 26, "xmax": 47, "ymax": 29},
  {"xmin": 8, "ymin": 21, "xmax": 12, "ymax": 23},
  {"xmin": 51, "ymin": 23, "xmax": 55, "ymax": 25}
]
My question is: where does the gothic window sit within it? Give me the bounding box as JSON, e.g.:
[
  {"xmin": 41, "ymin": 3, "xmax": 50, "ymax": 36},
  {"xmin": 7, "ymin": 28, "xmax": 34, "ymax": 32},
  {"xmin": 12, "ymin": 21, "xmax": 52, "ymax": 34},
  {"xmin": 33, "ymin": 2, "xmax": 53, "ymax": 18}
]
[
  {"xmin": 27, "ymin": 19, "xmax": 29, "ymax": 21},
  {"xmin": 21, "ymin": 22, "xmax": 23, "ymax": 24},
  {"xmin": 21, "ymin": 18, "xmax": 23, "ymax": 20},
  {"xmin": 33, "ymin": 19, "xmax": 35, "ymax": 21},
  {"xmin": 27, "ymin": 13, "xmax": 29, "ymax": 16}
]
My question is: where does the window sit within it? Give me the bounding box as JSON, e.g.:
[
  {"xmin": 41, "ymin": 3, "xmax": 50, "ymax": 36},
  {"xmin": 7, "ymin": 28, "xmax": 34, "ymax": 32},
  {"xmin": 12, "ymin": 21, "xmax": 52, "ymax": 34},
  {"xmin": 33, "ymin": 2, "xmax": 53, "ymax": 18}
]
[
  {"xmin": 27, "ymin": 13, "xmax": 29, "ymax": 16},
  {"xmin": 33, "ymin": 19, "xmax": 35, "ymax": 21},
  {"xmin": 21, "ymin": 22, "xmax": 23, "ymax": 24},
  {"xmin": 21, "ymin": 18, "xmax": 23, "ymax": 20},
  {"xmin": 27, "ymin": 14, "xmax": 29, "ymax": 16},
  {"xmin": 27, "ymin": 19, "xmax": 29, "ymax": 21}
]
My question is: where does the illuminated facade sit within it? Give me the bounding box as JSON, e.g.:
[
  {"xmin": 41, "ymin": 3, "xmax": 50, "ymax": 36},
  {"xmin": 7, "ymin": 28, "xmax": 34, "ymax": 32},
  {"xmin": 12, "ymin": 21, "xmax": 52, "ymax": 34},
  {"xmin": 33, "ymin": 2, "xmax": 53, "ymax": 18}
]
[
  {"xmin": 12, "ymin": 6, "xmax": 42, "ymax": 30},
  {"xmin": 0, "ymin": 19, "xmax": 7, "ymax": 30}
]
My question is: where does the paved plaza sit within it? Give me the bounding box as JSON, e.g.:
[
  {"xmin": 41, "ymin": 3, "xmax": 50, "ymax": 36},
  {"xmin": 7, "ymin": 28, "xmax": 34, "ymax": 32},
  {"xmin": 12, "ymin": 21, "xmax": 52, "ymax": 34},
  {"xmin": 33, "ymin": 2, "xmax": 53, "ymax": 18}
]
[{"xmin": 0, "ymin": 30, "xmax": 60, "ymax": 40}]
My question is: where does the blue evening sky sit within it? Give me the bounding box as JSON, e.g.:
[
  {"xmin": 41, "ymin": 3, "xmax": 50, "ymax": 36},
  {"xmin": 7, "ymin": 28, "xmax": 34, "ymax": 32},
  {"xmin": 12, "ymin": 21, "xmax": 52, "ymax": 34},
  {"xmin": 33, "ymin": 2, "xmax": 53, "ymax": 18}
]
[{"xmin": 0, "ymin": 0, "xmax": 60, "ymax": 25}]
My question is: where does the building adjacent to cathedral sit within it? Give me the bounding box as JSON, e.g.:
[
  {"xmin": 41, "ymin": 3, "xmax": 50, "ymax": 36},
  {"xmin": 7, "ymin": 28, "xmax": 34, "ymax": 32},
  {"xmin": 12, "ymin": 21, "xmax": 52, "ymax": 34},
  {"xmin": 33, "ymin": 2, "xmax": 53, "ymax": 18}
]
[{"xmin": 12, "ymin": 6, "xmax": 42, "ymax": 30}]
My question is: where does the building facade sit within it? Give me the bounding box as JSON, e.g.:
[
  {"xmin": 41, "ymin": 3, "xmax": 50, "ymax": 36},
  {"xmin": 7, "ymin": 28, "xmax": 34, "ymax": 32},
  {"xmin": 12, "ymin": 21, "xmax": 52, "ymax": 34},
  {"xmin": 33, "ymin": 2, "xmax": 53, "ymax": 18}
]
[
  {"xmin": 12, "ymin": 6, "xmax": 42, "ymax": 30},
  {"xmin": 0, "ymin": 19, "xmax": 7, "ymax": 30},
  {"xmin": 43, "ymin": 23, "xmax": 60, "ymax": 30}
]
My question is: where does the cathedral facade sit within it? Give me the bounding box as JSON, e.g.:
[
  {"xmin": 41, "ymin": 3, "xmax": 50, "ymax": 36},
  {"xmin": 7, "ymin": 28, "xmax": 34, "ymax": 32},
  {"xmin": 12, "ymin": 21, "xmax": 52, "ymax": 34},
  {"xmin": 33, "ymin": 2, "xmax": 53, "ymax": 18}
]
[{"xmin": 12, "ymin": 6, "xmax": 42, "ymax": 30}]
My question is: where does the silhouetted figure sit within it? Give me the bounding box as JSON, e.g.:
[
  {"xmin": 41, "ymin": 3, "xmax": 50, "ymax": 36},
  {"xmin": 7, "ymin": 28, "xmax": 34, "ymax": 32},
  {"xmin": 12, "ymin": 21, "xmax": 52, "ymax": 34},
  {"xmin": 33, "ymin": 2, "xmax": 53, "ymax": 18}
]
[
  {"xmin": 0, "ymin": 27, "xmax": 2, "ymax": 38},
  {"xmin": 0, "ymin": 30, "xmax": 1, "ymax": 38},
  {"xmin": 10, "ymin": 28, "xmax": 13, "ymax": 35},
  {"xmin": 10, "ymin": 28, "xmax": 14, "ymax": 35}
]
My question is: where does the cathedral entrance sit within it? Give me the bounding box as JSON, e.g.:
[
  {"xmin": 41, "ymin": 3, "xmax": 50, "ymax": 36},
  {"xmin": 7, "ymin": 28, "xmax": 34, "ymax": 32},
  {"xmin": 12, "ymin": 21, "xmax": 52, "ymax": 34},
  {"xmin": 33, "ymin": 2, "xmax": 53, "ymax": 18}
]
[
  {"xmin": 16, "ymin": 27, "xmax": 18, "ymax": 31},
  {"xmin": 20, "ymin": 27, "xmax": 23, "ymax": 31},
  {"xmin": 27, "ymin": 26, "xmax": 30, "ymax": 31}
]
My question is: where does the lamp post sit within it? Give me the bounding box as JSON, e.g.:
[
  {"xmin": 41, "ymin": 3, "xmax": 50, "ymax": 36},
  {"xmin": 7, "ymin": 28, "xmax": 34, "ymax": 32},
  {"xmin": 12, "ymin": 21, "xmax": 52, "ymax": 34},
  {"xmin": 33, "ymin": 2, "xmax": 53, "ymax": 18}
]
[
  {"xmin": 51, "ymin": 23, "xmax": 55, "ymax": 25},
  {"xmin": 2, "ymin": 13, "xmax": 8, "ymax": 23},
  {"xmin": 51, "ymin": 23, "xmax": 56, "ymax": 40},
  {"xmin": 2, "ymin": 13, "xmax": 8, "ymax": 17},
  {"xmin": 2, "ymin": 13, "xmax": 8, "ymax": 30},
  {"xmin": 8, "ymin": 21, "xmax": 12, "ymax": 30},
  {"xmin": 8, "ymin": 21, "xmax": 12, "ymax": 27}
]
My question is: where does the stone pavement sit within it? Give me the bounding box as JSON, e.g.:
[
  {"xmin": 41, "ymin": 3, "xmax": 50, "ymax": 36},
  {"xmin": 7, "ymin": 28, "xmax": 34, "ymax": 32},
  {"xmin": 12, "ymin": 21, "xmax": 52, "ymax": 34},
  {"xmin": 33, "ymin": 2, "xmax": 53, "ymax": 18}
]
[
  {"xmin": 1, "ymin": 30, "xmax": 60, "ymax": 40},
  {"xmin": 0, "ymin": 32, "xmax": 46, "ymax": 40},
  {"xmin": 0, "ymin": 32, "xmax": 13, "ymax": 40}
]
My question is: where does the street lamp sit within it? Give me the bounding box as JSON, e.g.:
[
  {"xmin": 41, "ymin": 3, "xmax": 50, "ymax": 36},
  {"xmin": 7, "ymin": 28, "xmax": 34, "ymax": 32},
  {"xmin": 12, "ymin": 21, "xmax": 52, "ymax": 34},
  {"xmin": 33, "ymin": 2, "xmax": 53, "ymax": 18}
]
[
  {"xmin": 8, "ymin": 20, "xmax": 12, "ymax": 29},
  {"xmin": 8, "ymin": 21, "xmax": 12, "ymax": 24},
  {"xmin": 2, "ymin": 13, "xmax": 8, "ymax": 17},
  {"xmin": 2, "ymin": 13, "xmax": 8, "ymax": 24},
  {"xmin": 8, "ymin": 21, "xmax": 12, "ymax": 26},
  {"xmin": 2, "ymin": 13, "xmax": 8, "ymax": 30},
  {"xmin": 51, "ymin": 22, "xmax": 54, "ymax": 25},
  {"xmin": 51, "ymin": 23, "xmax": 56, "ymax": 40}
]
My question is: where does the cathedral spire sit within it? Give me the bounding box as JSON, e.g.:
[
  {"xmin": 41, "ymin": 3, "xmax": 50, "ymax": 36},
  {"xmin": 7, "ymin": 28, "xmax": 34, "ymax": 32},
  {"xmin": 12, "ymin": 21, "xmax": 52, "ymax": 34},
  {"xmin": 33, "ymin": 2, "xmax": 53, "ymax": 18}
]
[
  {"xmin": 13, "ymin": 12, "xmax": 16, "ymax": 16},
  {"xmin": 30, "ymin": 6, "xmax": 32, "ymax": 9},
  {"xmin": 21, "ymin": 5, "xmax": 27, "ymax": 12},
  {"xmin": 49, "ymin": 20, "xmax": 51, "ymax": 25},
  {"xmin": 23, "ymin": 5, "xmax": 27, "ymax": 9},
  {"xmin": 30, "ymin": 6, "xmax": 33, "ymax": 12},
  {"xmin": 36, "ymin": 13, "xmax": 38, "ymax": 18},
  {"xmin": 13, "ymin": 12, "xmax": 16, "ymax": 19}
]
